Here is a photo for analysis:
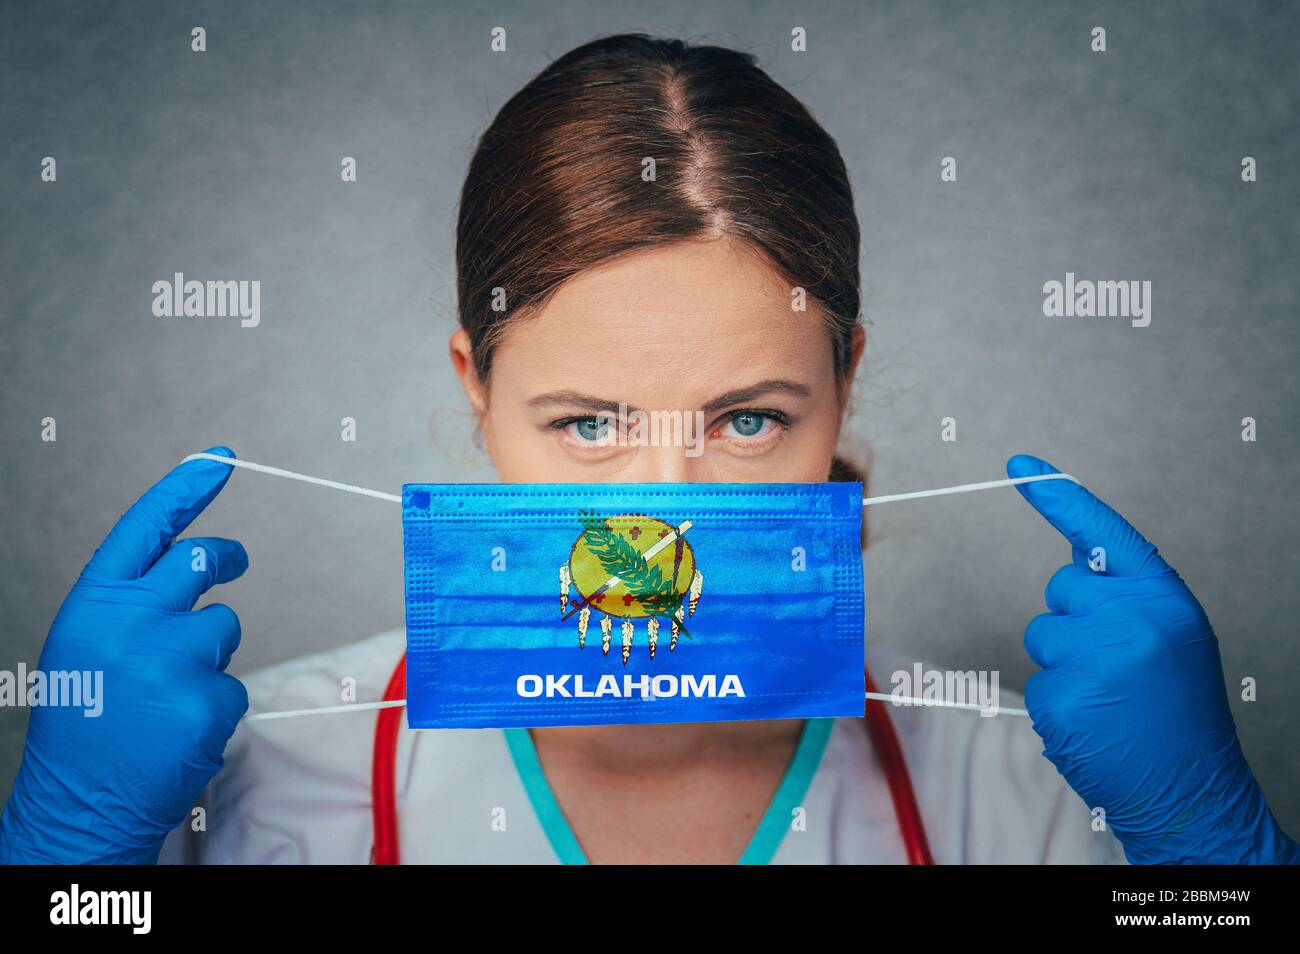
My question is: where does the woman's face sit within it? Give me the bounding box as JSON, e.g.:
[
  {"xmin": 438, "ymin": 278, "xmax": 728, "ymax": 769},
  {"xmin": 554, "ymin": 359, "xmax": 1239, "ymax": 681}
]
[{"xmin": 450, "ymin": 237, "xmax": 863, "ymax": 483}]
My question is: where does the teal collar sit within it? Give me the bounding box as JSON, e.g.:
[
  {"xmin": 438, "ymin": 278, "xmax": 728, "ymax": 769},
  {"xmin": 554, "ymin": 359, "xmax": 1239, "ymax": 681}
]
[{"xmin": 503, "ymin": 718, "xmax": 835, "ymax": 865}]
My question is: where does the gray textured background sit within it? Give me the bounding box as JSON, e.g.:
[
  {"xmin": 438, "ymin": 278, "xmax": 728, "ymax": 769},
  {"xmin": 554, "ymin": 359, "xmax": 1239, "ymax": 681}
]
[{"xmin": 2, "ymin": 0, "xmax": 1298, "ymax": 832}]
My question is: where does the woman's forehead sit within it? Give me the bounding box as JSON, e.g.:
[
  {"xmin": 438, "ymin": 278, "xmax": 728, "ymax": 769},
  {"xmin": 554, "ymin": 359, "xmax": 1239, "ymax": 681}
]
[{"xmin": 489, "ymin": 239, "xmax": 836, "ymax": 401}]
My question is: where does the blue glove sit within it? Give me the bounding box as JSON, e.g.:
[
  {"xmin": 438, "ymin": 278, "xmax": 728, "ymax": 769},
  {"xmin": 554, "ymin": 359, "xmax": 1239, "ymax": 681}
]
[
  {"xmin": 1009, "ymin": 454, "xmax": 1298, "ymax": 865},
  {"xmin": 0, "ymin": 448, "xmax": 249, "ymax": 864}
]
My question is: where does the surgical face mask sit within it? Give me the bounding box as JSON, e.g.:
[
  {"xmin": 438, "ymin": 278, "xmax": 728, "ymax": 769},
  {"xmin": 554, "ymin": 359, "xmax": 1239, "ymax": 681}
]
[
  {"xmin": 180, "ymin": 453, "xmax": 1073, "ymax": 725},
  {"xmin": 401, "ymin": 482, "xmax": 866, "ymax": 728}
]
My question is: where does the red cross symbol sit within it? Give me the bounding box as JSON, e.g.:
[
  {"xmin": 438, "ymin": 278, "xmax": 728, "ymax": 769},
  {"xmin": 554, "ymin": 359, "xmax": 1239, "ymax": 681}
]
[
  {"xmin": 622, "ymin": 593, "xmax": 636, "ymax": 607},
  {"xmin": 628, "ymin": 526, "xmax": 640, "ymax": 540},
  {"xmin": 592, "ymin": 593, "xmax": 605, "ymax": 605}
]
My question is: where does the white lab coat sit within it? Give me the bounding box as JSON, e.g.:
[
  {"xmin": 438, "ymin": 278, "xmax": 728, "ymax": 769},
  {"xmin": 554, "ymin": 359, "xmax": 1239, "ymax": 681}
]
[{"xmin": 160, "ymin": 629, "xmax": 1126, "ymax": 864}]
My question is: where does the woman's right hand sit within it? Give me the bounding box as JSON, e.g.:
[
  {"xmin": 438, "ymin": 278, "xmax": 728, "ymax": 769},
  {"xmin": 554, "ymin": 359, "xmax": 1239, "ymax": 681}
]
[{"xmin": 0, "ymin": 447, "xmax": 249, "ymax": 864}]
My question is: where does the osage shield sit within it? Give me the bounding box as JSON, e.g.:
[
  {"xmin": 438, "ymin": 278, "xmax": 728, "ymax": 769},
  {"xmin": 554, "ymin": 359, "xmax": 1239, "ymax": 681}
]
[{"xmin": 401, "ymin": 482, "xmax": 865, "ymax": 728}]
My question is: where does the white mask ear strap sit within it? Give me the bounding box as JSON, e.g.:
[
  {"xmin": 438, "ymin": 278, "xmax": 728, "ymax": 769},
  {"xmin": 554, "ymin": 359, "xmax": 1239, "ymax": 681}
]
[
  {"xmin": 177, "ymin": 453, "xmax": 1065, "ymax": 724},
  {"xmin": 863, "ymin": 472, "xmax": 1078, "ymax": 507},
  {"xmin": 182, "ymin": 451, "xmax": 1078, "ymax": 511},
  {"xmin": 244, "ymin": 693, "xmax": 1029, "ymax": 723},
  {"xmin": 181, "ymin": 453, "xmax": 401, "ymax": 504},
  {"xmin": 246, "ymin": 699, "xmax": 408, "ymax": 721}
]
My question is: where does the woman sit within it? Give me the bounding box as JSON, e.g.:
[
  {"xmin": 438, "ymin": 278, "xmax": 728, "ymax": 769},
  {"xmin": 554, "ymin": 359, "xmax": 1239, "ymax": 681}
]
[{"xmin": 2, "ymin": 34, "xmax": 1293, "ymax": 865}]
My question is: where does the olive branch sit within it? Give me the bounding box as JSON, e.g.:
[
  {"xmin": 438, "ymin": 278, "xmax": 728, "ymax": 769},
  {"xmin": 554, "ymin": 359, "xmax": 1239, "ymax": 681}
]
[{"xmin": 577, "ymin": 511, "xmax": 691, "ymax": 636}]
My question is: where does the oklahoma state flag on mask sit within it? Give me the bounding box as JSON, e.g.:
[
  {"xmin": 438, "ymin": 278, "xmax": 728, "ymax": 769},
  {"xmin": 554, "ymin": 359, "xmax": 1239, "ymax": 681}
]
[{"xmin": 401, "ymin": 482, "xmax": 865, "ymax": 728}]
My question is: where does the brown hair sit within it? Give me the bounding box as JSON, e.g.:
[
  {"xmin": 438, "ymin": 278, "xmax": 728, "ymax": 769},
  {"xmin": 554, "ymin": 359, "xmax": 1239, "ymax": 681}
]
[{"xmin": 455, "ymin": 33, "xmax": 865, "ymax": 484}]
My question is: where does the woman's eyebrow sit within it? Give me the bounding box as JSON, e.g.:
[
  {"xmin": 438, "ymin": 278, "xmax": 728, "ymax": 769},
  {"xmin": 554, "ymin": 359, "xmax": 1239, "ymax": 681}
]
[
  {"xmin": 526, "ymin": 390, "xmax": 633, "ymax": 412},
  {"xmin": 526, "ymin": 380, "xmax": 812, "ymax": 414},
  {"xmin": 699, "ymin": 380, "xmax": 812, "ymax": 413}
]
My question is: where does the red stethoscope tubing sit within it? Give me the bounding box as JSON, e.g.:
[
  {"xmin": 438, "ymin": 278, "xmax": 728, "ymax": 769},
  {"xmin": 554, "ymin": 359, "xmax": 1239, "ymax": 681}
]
[{"xmin": 370, "ymin": 654, "xmax": 933, "ymax": 865}]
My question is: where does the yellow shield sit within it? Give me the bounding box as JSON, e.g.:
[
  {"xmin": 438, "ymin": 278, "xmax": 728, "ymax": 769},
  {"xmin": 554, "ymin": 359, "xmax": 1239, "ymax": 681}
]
[{"xmin": 568, "ymin": 513, "xmax": 696, "ymax": 619}]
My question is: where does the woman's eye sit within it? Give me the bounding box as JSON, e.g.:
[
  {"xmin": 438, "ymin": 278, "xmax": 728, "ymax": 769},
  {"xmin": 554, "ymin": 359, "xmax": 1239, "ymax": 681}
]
[
  {"xmin": 720, "ymin": 411, "xmax": 778, "ymax": 440},
  {"xmin": 565, "ymin": 417, "xmax": 610, "ymax": 443}
]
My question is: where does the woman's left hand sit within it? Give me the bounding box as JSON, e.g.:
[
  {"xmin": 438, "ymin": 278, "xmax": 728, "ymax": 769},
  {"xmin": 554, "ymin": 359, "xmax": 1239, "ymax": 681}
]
[{"xmin": 1007, "ymin": 454, "xmax": 1297, "ymax": 864}]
